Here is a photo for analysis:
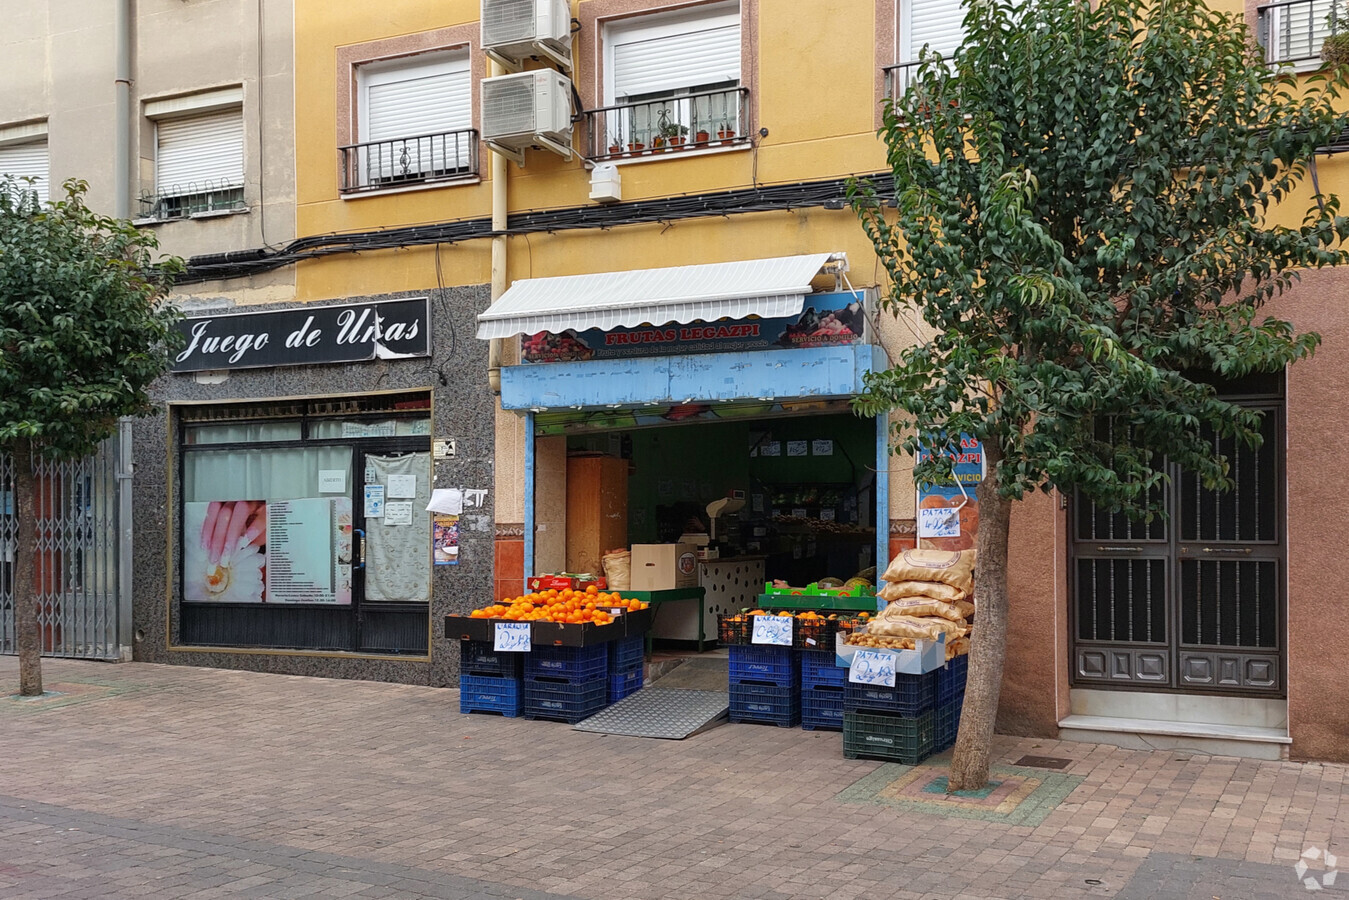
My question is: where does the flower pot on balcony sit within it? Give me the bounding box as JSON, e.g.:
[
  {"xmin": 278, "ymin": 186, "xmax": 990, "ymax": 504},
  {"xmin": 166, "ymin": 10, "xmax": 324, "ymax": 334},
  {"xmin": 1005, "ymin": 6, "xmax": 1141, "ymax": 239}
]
[
  {"xmin": 695, "ymin": 130, "xmax": 711, "ymax": 144},
  {"xmin": 669, "ymin": 136, "xmax": 687, "ymax": 149},
  {"xmin": 627, "ymin": 141, "xmax": 646, "ymax": 155},
  {"xmin": 1324, "ymin": 33, "xmax": 1349, "ymax": 67},
  {"xmin": 608, "ymin": 143, "xmax": 623, "ymax": 156},
  {"xmin": 717, "ymin": 128, "xmax": 735, "ymax": 144},
  {"xmin": 652, "ymin": 136, "xmax": 666, "ymax": 149}
]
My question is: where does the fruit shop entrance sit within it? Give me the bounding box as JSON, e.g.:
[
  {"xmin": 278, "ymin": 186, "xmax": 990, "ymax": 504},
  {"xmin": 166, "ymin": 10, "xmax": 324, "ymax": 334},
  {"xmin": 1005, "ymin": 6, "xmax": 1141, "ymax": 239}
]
[{"xmin": 531, "ymin": 403, "xmax": 884, "ymax": 648}]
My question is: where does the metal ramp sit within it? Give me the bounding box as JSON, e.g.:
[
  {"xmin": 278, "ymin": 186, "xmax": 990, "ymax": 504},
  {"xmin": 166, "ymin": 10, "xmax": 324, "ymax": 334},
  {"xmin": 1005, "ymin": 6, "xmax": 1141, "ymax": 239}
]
[{"xmin": 572, "ymin": 688, "xmax": 728, "ymax": 739}]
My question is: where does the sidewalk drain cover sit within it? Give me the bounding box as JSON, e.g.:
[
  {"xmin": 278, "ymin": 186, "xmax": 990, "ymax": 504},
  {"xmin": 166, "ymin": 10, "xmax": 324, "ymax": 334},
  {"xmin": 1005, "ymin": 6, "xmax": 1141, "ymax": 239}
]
[{"xmin": 1014, "ymin": 755, "xmax": 1072, "ymax": 769}]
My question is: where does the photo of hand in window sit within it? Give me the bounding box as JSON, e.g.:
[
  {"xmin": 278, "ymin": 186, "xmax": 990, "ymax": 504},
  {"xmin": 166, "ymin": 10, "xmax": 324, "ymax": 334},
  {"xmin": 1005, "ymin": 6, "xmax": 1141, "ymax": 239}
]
[{"xmin": 183, "ymin": 500, "xmax": 268, "ymax": 603}]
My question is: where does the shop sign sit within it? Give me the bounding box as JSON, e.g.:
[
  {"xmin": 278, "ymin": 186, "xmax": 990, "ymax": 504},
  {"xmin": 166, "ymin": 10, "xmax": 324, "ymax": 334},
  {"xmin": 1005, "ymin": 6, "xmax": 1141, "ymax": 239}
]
[
  {"xmin": 170, "ymin": 298, "xmax": 430, "ymax": 372},
  {"xmin": 521, "ymin": 291, "xmax": 865, "ymax": 363}
]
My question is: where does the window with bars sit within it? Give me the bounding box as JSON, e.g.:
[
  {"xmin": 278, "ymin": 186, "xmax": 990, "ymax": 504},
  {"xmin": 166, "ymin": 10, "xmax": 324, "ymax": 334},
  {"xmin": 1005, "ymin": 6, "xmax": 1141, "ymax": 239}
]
[
  {"xmin": 148, "ymin": 107, "xmax": 245, "ymax": 219},
  {"xmin": 344, "ymin": 50, "xmax": 475, "ymax": 191}
]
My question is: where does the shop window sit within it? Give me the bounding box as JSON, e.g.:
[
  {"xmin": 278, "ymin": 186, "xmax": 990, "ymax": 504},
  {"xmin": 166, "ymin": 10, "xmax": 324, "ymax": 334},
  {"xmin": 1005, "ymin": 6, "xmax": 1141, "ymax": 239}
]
[
  {"xmin": 145, "ymin": 92, "xmax": 246, "ymax": 219},
  {"xmin": 0, "ymin": 128, "xmax": 50, "ymax": 206},
  {"xmin": 582, "ymin": 0, "xmax": 752, "ymax": 160},
  {"xmin": 343, "ymin": 50, "xmax": 476, "ymax": 193},
  {"xmin": 176, "ymin": 392, "xmax": 433, "ymax": 654}
]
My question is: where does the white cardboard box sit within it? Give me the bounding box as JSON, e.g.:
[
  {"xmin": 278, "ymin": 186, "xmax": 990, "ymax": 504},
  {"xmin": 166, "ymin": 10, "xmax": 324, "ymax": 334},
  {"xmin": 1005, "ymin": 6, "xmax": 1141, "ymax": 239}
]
[{"xmin": 834, "ymin": 628, "xmax": 946, "ymax": 674}]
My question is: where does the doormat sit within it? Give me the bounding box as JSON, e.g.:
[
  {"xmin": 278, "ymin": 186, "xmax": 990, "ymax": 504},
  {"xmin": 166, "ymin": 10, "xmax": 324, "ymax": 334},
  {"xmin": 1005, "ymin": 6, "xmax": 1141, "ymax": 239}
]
[
  {"xmin": 836, "ymin": 759, "xmax": 1084, "ymax": 826},
  {"xmin": 2, "ymin": 681, "xmax": 133, "ymax": 713}
]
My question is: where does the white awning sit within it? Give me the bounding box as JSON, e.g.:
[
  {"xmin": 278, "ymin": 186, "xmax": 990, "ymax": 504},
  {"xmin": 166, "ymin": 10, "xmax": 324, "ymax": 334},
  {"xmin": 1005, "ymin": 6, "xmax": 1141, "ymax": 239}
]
[{"xmin": 475, "ymin": 252, "xmax": 848, "ymax": 339}]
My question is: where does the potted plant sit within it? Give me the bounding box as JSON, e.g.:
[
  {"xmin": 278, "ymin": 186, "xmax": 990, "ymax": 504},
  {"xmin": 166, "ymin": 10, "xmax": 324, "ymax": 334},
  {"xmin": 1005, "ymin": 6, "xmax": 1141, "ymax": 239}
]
[
  {"xmin": 716, "ymin": 118, "xmax": 736, "ymax": 143},
  {"xmin": 607, "ymin": 129, "xmax": 623, "ymax": 156},
  {"xmin": 627, "ymin": 139, "xmax": 646, "ymax": 155},
  {"xmin": 657, "ymin": 109, "xmax": 689, "ymax": 150},
  {"xmin": 1324, "ymin": 4, "xmax": 1349, "ymax": 67},
  {"xmin": 695, "ymin": 126, "xmax": 711, "ymax": 144}
]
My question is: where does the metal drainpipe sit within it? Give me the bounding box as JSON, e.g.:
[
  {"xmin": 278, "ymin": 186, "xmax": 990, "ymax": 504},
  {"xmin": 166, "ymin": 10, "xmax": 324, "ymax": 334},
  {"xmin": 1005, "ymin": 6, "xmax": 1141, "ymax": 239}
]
[
  {"xmin": 116, "ymin": 419, "xmax": 135, "ymax": 660},
  {"xmin": 487, "ymin": 58, "xmax": 508, "ymax": 394},
  {"xmin": 114, "ymin": 0, "xmax": 133, "ymax": 219}
]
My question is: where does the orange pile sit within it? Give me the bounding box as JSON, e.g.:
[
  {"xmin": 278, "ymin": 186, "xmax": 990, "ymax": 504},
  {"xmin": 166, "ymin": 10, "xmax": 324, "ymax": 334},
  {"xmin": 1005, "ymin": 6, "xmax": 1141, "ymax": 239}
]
[{"xmin": 469, "ymin": 584, "xmax": 648, "ymax": 624}]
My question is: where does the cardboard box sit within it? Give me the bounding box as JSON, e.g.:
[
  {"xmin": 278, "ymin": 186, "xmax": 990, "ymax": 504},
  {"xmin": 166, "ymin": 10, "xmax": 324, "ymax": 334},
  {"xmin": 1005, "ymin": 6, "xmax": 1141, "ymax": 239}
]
[
  {"xmin": 630, "ymin": 543, "xmax": 700, "ymax": 591},
  {"xmin": 834, "ymin": 628, "xmax": 946, "ymax": 675},
  {"xmin": 526, "ymin": 573, "xmax": 607, "ymax": 592}
]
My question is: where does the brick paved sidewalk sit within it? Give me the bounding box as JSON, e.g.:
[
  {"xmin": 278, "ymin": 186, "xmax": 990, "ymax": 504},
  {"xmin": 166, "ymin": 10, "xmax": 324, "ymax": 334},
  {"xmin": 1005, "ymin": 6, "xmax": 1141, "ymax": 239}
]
[{"xmin": 1, "ymin": 657, "xmax": 1344, "ymax": 899}]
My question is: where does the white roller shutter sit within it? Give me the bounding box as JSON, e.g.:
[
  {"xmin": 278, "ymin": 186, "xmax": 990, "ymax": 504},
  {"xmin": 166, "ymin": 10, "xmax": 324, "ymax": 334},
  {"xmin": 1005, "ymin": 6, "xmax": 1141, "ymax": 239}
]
[
  {"xmin": 364, "ymin": 56, "xmax": 471, "ymax": 143},
  {"xmin": 904, "ymin": 0, "xmax": 966, "ymax": 62},
  {"xmin": 607, "ymin": 3, "xmax": 740, "ymax": 100},
  {"xmin": 155, "ymin": 108, "xmax": 244, "ymax": 197},
  {"xmin": 0, "ymin": 141, "xmax": 49, "ymax": 205}
]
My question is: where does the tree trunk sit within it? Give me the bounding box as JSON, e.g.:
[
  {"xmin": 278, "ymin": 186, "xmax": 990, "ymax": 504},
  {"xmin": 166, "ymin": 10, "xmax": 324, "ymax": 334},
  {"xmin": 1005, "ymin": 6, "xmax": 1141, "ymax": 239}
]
[
  {"xmin": 13, "ymin": 438, "xmax": 43, "ymax": 697},
  {"xmin": 947, "ymin": 440, "xmax": 1011, "ymax": 792}
]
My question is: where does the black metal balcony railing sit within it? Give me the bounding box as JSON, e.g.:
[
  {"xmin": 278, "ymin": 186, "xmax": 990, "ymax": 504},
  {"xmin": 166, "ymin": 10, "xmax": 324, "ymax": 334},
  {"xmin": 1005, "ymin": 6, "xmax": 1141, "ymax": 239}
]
[
  {"xmin": 583, "ymin": 87, "xmax": 750, "ymax": 162},
  {"xmin": 883, "ymin": 61, "xmax": 923, "ymax": 102},
  {"xmin": 1257, "ymin": 0, "xmax": 1342, "ymax": 66},
  {"xmin": 338, "ymin": 128, "xmax": 479, "ymax": 194},
  {"xmin": 139, "ymin": 180, "xmax": 245, "ymax": 220}
]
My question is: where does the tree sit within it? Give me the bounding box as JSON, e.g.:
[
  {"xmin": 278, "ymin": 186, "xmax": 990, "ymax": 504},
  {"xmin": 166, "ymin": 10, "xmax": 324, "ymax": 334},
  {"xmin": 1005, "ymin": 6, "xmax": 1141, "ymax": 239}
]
[
  {"xmin": 851, "ymin": 0, "xmax": 1349, "ymax": 790},
  {"xmin": 0, "ymin": 178, "xmax": 181, "ymax": 696}
]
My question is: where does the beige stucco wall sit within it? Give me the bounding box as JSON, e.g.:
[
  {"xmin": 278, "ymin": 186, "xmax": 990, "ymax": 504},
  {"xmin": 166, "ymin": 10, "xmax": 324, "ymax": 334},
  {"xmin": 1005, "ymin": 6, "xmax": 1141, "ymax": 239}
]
[{"xmin": 0, "ymin": 0, "xmax": 295, "ymax": 301}]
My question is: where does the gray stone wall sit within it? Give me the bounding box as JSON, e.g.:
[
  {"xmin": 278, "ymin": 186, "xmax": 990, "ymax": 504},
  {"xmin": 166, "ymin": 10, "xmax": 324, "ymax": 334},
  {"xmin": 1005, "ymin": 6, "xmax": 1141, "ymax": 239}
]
[{"xmin": 131, "ymin": 285, "xmax": 493, "ymax": 687}]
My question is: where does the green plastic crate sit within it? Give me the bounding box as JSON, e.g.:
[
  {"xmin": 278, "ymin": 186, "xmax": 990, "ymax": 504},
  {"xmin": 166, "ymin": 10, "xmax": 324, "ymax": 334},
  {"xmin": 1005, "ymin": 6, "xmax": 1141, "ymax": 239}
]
[{"xmin": 842, "ymin": 709, "xmax": 935, "ymax": 764}]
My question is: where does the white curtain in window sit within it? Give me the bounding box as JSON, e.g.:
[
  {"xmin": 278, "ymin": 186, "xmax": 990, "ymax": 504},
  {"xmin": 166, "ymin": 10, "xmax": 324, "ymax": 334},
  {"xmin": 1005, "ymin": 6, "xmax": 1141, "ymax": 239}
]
[
  {"xmin": 0, "ymin": 141, "xmax": 50, "ymax": 205},
  {"xmin": 156, "ymin": 108, "xmax": 245, "ymax": 197},
  {"xmin": 183, "ymin": 446, "xmax": 352, "ymax": 503},
  {"xmin": 365, "ymin": 452, "xmax": 432, "ymax": 603}
]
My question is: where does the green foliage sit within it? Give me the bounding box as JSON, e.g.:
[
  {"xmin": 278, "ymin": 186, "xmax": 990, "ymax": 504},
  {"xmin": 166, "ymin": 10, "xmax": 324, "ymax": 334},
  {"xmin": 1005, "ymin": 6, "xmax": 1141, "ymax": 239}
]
[
  {"xmin": 852, "ymin": 0, "xmax": 1349, "ymax": 514},
  {"xmin": 0, "ymin": 178, "xmax": 183, "ymax": 459}
]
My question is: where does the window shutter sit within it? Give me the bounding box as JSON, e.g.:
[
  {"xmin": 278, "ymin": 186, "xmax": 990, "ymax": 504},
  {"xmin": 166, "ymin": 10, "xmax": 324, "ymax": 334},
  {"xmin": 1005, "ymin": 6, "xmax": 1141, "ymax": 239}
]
[
  {"xmin": 609, "ymin": 15, "xmax": 740, "ymax": 100},
  {"xmin": 904, "ymin": 0, "xmax": 966, "ymax": 62},
  {"xmin": 364, "ymin": 58, "xmax": 471, "ymax": 143},
  {"xmin": 0, "ymin": 141, "xmax": 49, "ymax": 205},
  {"xmin": 156, "ymin": 109, "xmax": 244, "ymax": 197}
]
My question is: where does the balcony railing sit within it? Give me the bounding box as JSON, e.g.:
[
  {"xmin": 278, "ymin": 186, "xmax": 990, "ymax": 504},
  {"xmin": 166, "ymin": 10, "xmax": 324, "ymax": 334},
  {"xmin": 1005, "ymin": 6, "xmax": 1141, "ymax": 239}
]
[
  {"xmin": 583, "ymin": 87, "xmax": 751, "ymax": 162},
  {"xmin": 338, "ymin": 128, "xmax": 479, "ymax": 194},
  {"xmin": 139, "ymin": 180, "xmax": 245, "ymax": 220},
  {"xmin": 1257, "ymin": 0, "xmax": 1342, "ymax": 66},
  {"xmin": 883, "ymin": 61, "xmax": 923, "ymax": 102}
]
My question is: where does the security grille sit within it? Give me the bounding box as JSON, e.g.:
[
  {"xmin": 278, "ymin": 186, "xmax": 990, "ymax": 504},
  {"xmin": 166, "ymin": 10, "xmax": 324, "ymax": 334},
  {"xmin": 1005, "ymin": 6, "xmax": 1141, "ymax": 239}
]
[
  {"xmin": 1070, "ymin": 397, "xmax": 1284, "ymax": 695},
  {"xmin": 0, "ymin": 435, "xmax": 125, "ymax": 660}
]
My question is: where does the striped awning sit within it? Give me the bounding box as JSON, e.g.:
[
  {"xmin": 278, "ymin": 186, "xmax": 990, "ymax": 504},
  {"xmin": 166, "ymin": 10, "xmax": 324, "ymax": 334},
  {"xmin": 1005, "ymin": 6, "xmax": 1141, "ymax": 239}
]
[{"xmin": 475, "ymin": 252, "xmax": 848, "ymax": 339}]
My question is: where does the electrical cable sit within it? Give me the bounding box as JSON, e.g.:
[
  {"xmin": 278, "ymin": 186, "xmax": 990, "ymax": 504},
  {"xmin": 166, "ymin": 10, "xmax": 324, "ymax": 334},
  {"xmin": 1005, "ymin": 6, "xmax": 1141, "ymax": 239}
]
[{"xmin": 177, "ymin": 171, "xmax": 893, "ymax": 283}]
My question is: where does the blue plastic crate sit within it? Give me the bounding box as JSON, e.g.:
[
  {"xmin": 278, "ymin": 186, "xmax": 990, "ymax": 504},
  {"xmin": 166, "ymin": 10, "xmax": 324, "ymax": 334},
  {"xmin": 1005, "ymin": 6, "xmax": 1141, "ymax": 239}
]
[
  {"xmin": 525, "ymin": 643, "xmax": 610, "ymax": 683},
  {"xmin": 459, "ymin": 640, "xmax": 523, "ymax": 678},
  {"xmin": 729, "ymin": 681, "xmax": 801, "ymax": 727},
  {"xmin": 935, "ymin": 692, "xmax": 965, "ymax": 750},
  {"xmin": 844, "ymin": 671, "xmax": 936, "ymax": 716},
  {"xmin": 608, "ymin": 667, "xmax": 644, "ymax": 703},
  {"xmin": 937, "ymin": 655, "xmax": 968, "ymax": 706},
  {"xmin": 800, "ymin": 650, "xmax": 847, "ymax": 688},
  {"xmin": 729, "ymin": 644, "xmax": 799, "ymax": 687},
  {"xmin": 523, "ymin": 677, "xmax": 608, "ymax": 723},
  {"xmin": 801, "ymin": 685, "xmax": 845, "ymax": 731},
  {"xmin": 843, "ymin": 709, "xmax": 935, "ymax": 764},
  {"xmin": 609, "ymin": 634, "xmax": 645, "ymax": 674},
  {"xmin": 459, "ymin": 674, "xmax": 523, "ymax": 717}
]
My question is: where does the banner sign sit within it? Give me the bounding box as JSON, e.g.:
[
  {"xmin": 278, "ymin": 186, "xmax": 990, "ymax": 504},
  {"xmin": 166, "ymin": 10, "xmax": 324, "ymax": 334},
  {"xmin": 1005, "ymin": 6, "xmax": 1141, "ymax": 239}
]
[
  {"xmin": 916, "ymin": 434, "xmax": 984, "ymax": 552},
  {"xmin": 521, "ymin": 291, "xmax": 866, "ymax": 363},
  {"xmin": 170, "ymin": 298, "xmax": 430, "ymax": 372}
]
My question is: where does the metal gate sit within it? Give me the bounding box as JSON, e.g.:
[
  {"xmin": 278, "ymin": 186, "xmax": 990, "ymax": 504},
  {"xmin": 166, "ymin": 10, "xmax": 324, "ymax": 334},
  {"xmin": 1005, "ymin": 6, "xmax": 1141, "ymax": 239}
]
[
  {"xmin": 1070, "ymin": 400, "xmax": 1285, "ymax": 696},
  {"xmin": 0, "ymin": 425, "xmax": 130, "ymax": 660}
]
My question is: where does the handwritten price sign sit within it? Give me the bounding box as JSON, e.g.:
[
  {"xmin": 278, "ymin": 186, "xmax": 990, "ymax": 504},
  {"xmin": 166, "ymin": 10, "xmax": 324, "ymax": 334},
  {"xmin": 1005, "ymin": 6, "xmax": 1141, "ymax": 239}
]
[
  {"xmin": 494, "ymin": 621, "xmax": 532, "ymax": 652},
  {"xmin": 849, "ymin": 649, "xmax": 897, "ymax": 687},
  {"xmin": 751, "ymin": 615, "xmax": 794, "ymax": 646}
]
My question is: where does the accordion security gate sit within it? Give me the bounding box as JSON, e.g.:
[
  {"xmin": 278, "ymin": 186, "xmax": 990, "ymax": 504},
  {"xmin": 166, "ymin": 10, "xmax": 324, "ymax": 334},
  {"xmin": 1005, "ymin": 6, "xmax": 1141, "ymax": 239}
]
[{"xmin": 0, "ymin": 427, "xmax": 128, "ymax": 661}]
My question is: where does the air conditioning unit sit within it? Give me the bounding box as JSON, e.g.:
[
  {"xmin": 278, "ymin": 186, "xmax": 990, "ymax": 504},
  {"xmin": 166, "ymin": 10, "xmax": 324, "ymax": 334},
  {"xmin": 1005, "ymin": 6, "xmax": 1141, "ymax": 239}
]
[
  {"xmin": 482, "ymin": 0, "xmax": 573, "ymax": 71},
  {"xmin": 482, "ymin": 69, "xmax": 575, "ymax": 164}
]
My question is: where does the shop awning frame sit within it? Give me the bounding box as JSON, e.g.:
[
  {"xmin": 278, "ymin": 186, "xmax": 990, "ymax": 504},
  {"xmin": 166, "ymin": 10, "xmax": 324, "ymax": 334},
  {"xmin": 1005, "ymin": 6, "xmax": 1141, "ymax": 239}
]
[{"xmin": 475, "ymin": 252, "xmax": 848, "ymax": 340}]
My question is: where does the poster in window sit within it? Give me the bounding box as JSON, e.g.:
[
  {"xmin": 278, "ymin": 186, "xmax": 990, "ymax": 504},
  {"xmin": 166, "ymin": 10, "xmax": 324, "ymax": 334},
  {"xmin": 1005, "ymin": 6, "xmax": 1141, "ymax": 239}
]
[
  {"xmin": 183, "ymin": 500, "xmax": 268, "ymax": 604},
  {"xmin": 266, "ymin": 498, "xmax": 349, "ymax": 604}
]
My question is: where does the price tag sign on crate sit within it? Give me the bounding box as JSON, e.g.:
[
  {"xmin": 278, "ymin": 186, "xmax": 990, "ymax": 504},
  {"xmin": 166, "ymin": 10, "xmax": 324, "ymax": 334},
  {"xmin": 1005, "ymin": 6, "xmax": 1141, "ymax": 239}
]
[
  {"xmin": 494, "ymin": 622, "xmax": 532, "ymax": 652},
  {"xmin": 849, "ymin": 649, "xmax": 896, "ymax": 687},
  {"xmin": 751, "ymin": 615, "xmax": 793, "ymax": 646}
]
